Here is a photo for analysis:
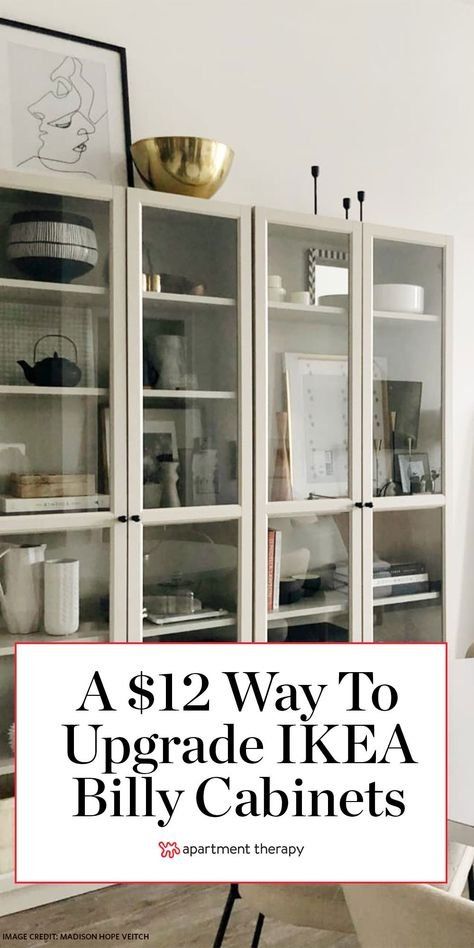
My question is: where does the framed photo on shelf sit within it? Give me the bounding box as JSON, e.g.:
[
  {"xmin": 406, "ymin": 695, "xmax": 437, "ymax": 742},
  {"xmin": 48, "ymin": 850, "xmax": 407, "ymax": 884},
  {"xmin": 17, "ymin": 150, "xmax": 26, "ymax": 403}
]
[
  {"xmin": 283, "ymin": 352, "xmax": 349, "ymax": 499},
  {"xmin": 396, "ymin": 452, "xmax": 431, "ymax": 494},
  {"xmin": 0, "ymin": 17, "xmax": 132, "ymax": 185}
]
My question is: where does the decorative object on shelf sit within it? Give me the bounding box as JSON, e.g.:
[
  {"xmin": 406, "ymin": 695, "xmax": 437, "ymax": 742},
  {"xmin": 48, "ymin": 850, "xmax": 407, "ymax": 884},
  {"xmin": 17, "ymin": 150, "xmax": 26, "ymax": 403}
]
[
  {"xmin": 271, "ymin": 411, "xmax": 292, "ymax": 501},
  {"xmin": 357, "ymin": 190, "xmax": 366, "ymax": 222},
  {"xmin": 0, "ymin": 542, "xmax": 46, "ymax": 635},
  {"xmin": 268, "ymin": 274, "xmax": 286, "ymax": 303},
  {"xmin": 289, "ymin": 291, "xmax": 310, "ymax": 305},
  {"xmin": 302, "ymin": 571, "xmax": 322, "ymax": 596},
  {"xmin": 142, "ymin": 273, "xmax": 161, "ymax": 292},
  {"xmin": 9, "ymin": 473, "xmax": 95, "ymax": 498},
  {"xmin": 0, "ymin": 443, "xmax": 28, "ymax": 494},
  {"xmin": 7, "ymin": 722, "xmax": 14, "ymax": 752},
  {"xmin": 310, "ymin": 164, "xmax": 320, "ymax": 215},
  {"xmin": 0, "ymin": 17, "xmax": 132, "ymax": 185},
  {"xmin": 373, "ymin": 438, "xmax": 383, "ymax": 495},
  {"xmin": 381, "ymin": 380, "xmax": 422, "ymax": 450},
  {"xmin": 131, "ymin": 136, "xmax": 234, "ymax": 198},
  {"xmin": 192, "ymin": 440, "xmax": 217, "ymax": 505},
  {"xmin": 157, "ymin": 456, "xmax": 180, "ymax": 507},
  {"xmin": 430, "ymin": 468, "xmax": 441, "ymax": 493},
  {"xmin": 143, "ymin": 417, "xmax": 178, "ymax": 506},
  {"xmin": 0, "ymin": 493, "xmax": 108, "ymax": 513},
  {"xmin": 150, "ymin": 334, "xmax": 186, "ymax": 390},
  {"xmin": 284, "ymin": 352, "xmax": 349, "ymax": 499},
  {"xmin": 0, "ymin": 301, "xmax": 97, "ymax": 387},
  {"xmin": 373, "ymin": 283, "xmax": 425, "ymax": 314},
  {"xmin": 44, "ymin": 558, "xmax": 80, "ymax": 636},
  {"xmin": 307, "ymin": 246, "xmax": 349, "ymax": 307},
  {"xmin": 318, "ymin": 293, "xmax": 348, "ymax": 308},
  {"xmin": 279, "ymin": 576, "xmax": 305, "ymax": 605},
  {"xmin": 342, "ymin": 197, "xmax": 351, "ymax": 220},
  {"xmin": 397, "ymin": 452, "xmax": 432, "ymax": 495},
  {"xmin": 18, "ymin": 333, "xmax": 82, "ymax": 386},
  {"xmin": 7, "ymin": 210, "xmax": 98, "ymax": 282}
]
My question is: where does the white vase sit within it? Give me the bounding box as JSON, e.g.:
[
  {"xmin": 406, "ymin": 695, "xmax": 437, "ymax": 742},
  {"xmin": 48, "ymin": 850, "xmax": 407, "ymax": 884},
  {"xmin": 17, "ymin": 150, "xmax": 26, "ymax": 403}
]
[
  {"xmin": 0, "ymin": 543, "xmax": 46, "ymax": 635},
  {"xmin": 44, "ymin": 558, "xmax": 79, "ymax": 636},
  {"xmin": 151, "ymin": 335, "xmax": 186, "ymax": 390}
]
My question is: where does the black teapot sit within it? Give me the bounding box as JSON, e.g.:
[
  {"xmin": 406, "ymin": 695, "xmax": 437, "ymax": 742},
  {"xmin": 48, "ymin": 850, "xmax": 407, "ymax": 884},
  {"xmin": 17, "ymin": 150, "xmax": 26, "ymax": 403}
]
[{"xmin": 18, "ymin": 334, "xmax": 82, "ymax": 387}]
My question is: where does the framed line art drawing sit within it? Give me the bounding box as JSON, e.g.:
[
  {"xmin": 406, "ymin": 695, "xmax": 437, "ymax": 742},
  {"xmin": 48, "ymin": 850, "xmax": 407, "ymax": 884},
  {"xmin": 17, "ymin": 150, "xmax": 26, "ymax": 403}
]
[
  {"xmin": 0, "ymin": 17, "xmax": 133, "ymax": 185},
  {"xmin": 283, "ymin": 352, "xmax": 349, "ymax": 499}
]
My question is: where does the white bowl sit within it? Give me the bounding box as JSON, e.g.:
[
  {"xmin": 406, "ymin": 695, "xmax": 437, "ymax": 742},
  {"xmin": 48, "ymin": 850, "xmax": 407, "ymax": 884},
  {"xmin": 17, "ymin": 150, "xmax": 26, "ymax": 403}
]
[
  {"xmin": 373, "ymin": 283, "xmax": 424, "ymax": 314},
  {"xmin": 268, "ymin": 286, "xmax": 286, "ymax": 302}
]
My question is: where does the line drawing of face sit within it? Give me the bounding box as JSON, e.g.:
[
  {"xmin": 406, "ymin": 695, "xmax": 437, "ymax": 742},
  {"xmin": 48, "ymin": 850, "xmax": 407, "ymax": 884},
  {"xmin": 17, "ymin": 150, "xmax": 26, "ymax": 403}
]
[{"xmin": 27, "ymin": 56, "xmax": 96, "ymax": 166}]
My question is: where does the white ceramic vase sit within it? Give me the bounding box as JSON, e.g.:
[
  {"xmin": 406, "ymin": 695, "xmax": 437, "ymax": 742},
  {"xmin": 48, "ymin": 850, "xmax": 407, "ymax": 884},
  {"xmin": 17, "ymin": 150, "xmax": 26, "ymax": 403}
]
[
  {"xmin": 151, "ymin": 335, "xmax": 186, "ymax": 390},
  {"xmin": 44, "ymin": 558, "xmax": 80, "ymax": 636},
  {"xmin": 0, "ymin": 543, "xmax": 46, "ymax": 635}
]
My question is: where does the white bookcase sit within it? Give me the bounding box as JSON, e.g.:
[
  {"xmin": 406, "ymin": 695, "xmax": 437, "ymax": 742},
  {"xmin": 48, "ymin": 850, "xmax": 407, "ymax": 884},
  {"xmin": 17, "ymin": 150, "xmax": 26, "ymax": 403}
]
[
  {"xmin": 0, "ymin": 176, "xmax": 450, "ymax": 917},
  {"xmin": 254, "ymin": 207, "xmax": 451, "ymax": 647}
]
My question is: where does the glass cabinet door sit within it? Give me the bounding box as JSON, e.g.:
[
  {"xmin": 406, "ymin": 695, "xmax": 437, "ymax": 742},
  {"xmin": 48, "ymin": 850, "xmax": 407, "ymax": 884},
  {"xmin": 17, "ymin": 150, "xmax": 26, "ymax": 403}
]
[
  {"xmin": 254, "ymin": 209, "xmax": 362, "ymax": 641},
  {"xmin": 367, "ymin": 231, "xmax": 446, "ymax": 501},
  {"xmin": 363, "ymin": 225, "xmax": 449, "ymax": 643},
  {"xmin": 371, "ymin": 508, "xmax": 443, "ymax": 642},
  {"xmin": 0, "ymin": 180, "xmax": 126, "ymax": 518},
  {"xmin": 127, "ymin": 191, "xmax": 252, "ymax": 643}
]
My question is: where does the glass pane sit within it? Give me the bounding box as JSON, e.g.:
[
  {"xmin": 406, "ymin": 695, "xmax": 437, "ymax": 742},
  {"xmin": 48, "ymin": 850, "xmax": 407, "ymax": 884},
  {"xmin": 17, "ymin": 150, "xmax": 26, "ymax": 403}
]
[
  {"xmin": 267, "ymin": 224, "xmax": 350, "ymax": 501},
  {"xmin": 267, "ymin": 512, "xmax": 350, "ymax": 642},
  {"xmin": 142, "ymin": 208, "xmax": 238, "ymax": 508},
  {"xmin": 0, "ymin": 528, "xmax": 110, "ymax": 646},
  {"xmin": 143, "ymin": 520, "xmax": 238, "ymax": 641},
  {"xmin": 372, "ymin": 239, "xmax": 443, "ymax": 498},
  {"xmin": 372, "ymin": 508, "xmax": 443, "ymax": 642},
  {"xmin": 0, "ymin": 187, "xmax": 111, "ymax": 516}
]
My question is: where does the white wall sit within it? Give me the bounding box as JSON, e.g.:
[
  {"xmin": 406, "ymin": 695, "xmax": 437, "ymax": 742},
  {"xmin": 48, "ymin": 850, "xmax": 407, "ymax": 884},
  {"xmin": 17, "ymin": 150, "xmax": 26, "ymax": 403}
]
[{"xmin": 2, "ymin": 0, "xmax": 473, "ymax": 651}]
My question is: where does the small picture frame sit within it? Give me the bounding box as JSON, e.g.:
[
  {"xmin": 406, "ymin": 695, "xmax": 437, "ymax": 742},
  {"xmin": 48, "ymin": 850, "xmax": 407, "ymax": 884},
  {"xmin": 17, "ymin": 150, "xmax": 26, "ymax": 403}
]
[
  {"xmin": 143, "ymin": 416, "xmax": 178, "ymax": 472},
  {"xmin": 396, "ymin": 452, "xmax": 431, "ymax": 494},
  {"xmin": 0, "ymin": 17, "xmax": 132, "ymax": 185}
]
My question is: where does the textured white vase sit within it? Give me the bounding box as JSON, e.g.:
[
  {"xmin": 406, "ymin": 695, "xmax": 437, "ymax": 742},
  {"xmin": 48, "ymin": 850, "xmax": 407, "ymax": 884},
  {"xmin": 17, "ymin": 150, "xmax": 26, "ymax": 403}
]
[{"xmin": 44, "ymin": 558, "xmax": 79, "ymax": 636}]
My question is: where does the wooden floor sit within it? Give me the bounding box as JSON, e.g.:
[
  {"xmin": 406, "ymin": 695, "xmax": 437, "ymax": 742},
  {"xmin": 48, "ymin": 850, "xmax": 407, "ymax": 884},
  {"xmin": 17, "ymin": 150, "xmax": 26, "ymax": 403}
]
[{"xmin": 0, "ymin": 884, "xmax": 358, "ymax": 947}]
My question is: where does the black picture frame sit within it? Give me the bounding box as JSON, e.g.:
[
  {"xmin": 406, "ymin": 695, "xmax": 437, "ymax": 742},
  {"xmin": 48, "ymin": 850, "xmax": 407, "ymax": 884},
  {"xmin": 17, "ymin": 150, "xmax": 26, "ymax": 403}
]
[{"xmin": 0, "ymin": 16, "xmax": 133, "ymax": 185}]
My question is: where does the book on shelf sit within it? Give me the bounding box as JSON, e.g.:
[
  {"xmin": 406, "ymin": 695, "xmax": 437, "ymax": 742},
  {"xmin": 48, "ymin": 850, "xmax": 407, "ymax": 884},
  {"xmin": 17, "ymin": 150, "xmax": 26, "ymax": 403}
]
[
  {"xmin": 273, "ymin": 530, "xmax": 282, "ymax": 610},
  {"xmin": 267, "ymin": 529, "xmax": 282, "ymax": 611},
  {"xmin": 373, "ymin": 573, "xmax": 430, "ymax": 599},
  {"xmin": 0, "ymin": 494, "xmax": 109, "ymax": 513},
  {"xmin": 267, "ymin": 529, "xmax": 276, "ymax": 612}
]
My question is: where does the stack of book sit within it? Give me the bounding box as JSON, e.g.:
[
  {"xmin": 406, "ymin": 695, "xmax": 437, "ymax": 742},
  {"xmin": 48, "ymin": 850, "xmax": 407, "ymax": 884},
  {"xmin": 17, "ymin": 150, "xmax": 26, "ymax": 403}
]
[
  {"xmin": 373, "ymin": 561, "xmax": 430, "ymax": 599},
  {"xmin": 331, "ymin": 560, "xmax": 430, "ymax": 600},
  {"xmin": 267, "ymin": 528, "xmax": 282, "ymax": 611}
]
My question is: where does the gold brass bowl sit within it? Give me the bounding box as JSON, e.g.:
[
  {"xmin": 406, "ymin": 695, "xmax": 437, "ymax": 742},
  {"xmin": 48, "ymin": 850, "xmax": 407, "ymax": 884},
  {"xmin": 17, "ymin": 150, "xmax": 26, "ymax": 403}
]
[{"xmin": 131, "ymin": 136, "xmax": 234, "ymax": 199}]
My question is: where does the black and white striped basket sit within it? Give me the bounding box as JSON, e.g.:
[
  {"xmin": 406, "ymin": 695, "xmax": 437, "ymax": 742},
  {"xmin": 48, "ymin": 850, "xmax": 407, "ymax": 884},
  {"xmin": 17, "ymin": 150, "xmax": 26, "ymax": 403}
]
[{"xmin": 7, "ymin": 210, "xmax": 98, "ymax": 283}]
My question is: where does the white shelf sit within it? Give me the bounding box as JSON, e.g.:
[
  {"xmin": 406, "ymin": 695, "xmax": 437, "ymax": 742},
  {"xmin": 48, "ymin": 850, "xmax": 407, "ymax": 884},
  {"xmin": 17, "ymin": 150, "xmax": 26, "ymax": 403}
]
[
  {"xmin": 0, "ymin": 385, "xmax": 107, "ymax": 397},
  {"xmin": 143, "ymin": 615, "xmax": 236, "ymax": 637},
  {"xmin": 268, "ymin": 590, "xmax": 348, "ymax": 623},
  {"xmin": 0, "ymin": 277, "xmax": 108, "ymax": 308},
  {"xmin": 143, "ymin": 291, "xmax": 235, "ymax": 310},
  {"xmin": 143, "ymin": 389, "xmax": 236, "ymax": 400},
  {"xmin": 374, "ymin": 591, "xmax": 441, "ymax": 607},
  {"xmin": 0, "ymin": 622, "xmax": 108, "ymax": 656},
  {"xmin": 374, "ymin": 309, "xmax": 439, "ymax": 323},
  {"xmin": 269, "ymin": 301, "xmax": 346, "ymax": 321}
]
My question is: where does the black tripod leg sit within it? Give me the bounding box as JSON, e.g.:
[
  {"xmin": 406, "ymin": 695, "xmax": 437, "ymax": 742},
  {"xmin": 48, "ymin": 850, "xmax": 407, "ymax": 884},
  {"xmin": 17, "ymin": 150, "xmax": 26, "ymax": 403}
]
[
  {"xmin": 213, "ymin": 883, "xmax": 240, "ymax": 947},
  {"xmin": 468, "ymin": 865, "xmax": 474, "ymax": 901},
  {"xmin": 250, "ymin": 913, "xmax": 265, "ymax": 947}
]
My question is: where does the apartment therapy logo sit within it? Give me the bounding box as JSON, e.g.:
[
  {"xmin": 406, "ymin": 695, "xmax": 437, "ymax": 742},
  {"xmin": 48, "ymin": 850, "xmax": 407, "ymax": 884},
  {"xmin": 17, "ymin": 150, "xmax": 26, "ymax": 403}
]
[{"xmin": 63, "ymin": 666, "xmax": 415, "ymax": 828}]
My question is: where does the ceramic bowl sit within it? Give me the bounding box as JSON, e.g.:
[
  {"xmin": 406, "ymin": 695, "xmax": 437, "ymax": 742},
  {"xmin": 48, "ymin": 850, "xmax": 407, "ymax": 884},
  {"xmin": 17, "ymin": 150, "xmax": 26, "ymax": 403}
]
[
  {"xmin": 131, "ymin": 136, "xmax": 234, "ymax": 198},
  {"xmin": 7, "ymin": 210, "xmax": 98, "ymax": 283},
  {"xmin": 373, "ymin": 283, "xmax": 424, "ymax": 314},
  {"xmin": 279, "ymin": 577, "xmax": 305, "ymax": 605}
]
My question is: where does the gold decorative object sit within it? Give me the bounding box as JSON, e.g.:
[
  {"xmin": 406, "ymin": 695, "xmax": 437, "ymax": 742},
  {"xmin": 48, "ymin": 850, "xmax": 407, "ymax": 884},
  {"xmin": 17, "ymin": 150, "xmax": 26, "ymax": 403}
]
[
  {"xmin": 271, "ymin": 411, "xmax": 293, "ymax": 501},
  {"xmin": 131, "ymin": 136, "xmax": 234, "ymax": 199}
]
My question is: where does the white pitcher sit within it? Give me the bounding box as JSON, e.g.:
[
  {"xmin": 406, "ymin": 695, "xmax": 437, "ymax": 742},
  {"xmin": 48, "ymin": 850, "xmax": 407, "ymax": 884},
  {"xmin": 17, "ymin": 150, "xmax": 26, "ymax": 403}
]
[{"xmin": 0, "ymin": 544, "xmax": 46, "ymax": 635}]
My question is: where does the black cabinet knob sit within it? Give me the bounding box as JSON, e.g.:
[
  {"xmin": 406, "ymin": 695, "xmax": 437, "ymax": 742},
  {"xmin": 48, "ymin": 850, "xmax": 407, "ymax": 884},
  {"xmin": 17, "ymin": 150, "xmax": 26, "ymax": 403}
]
[
  {"xmin": 131, "ymin": 514, "xmax": 141, "ymax": 522},
  {"xmin": 117, "ymin": 515, "xmax": 128, "ymax": 522},
  {"xmin": 355, "ymin": 501, "xmax": 363, "ymax": 508},
  {"xmin": 364, "ymin": 502, "xmax": 374, "ymax": 509}
]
